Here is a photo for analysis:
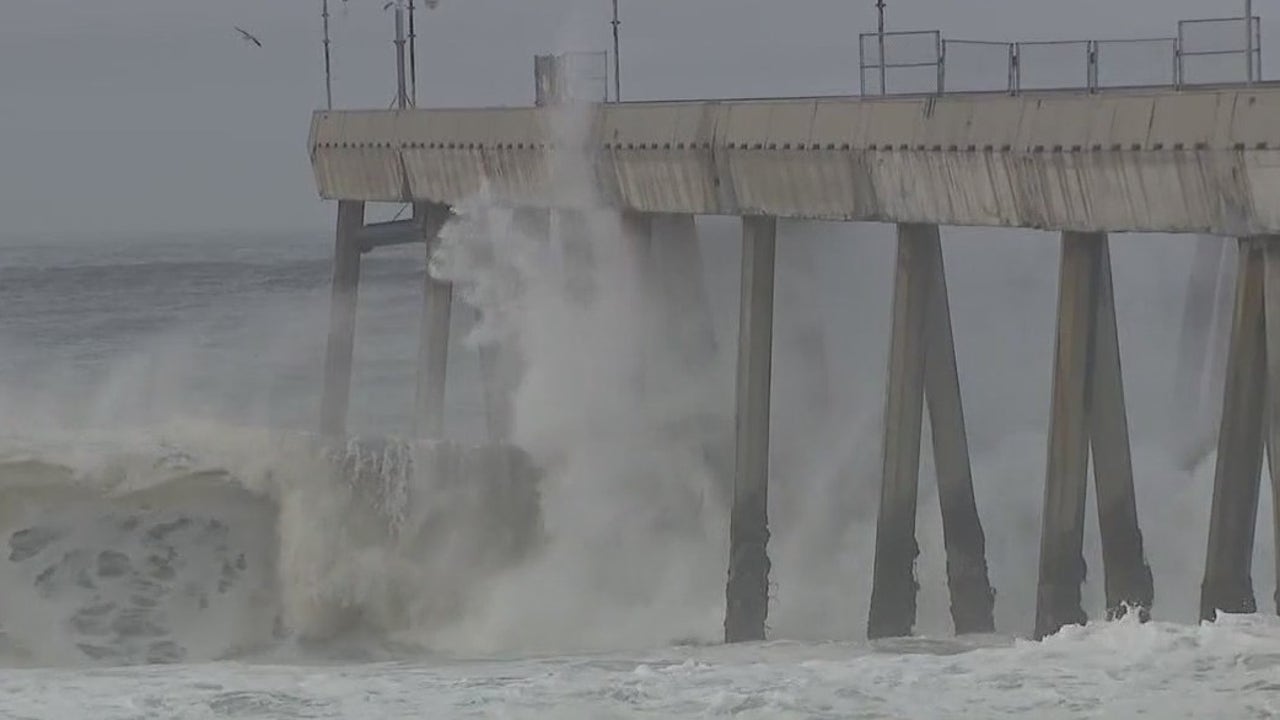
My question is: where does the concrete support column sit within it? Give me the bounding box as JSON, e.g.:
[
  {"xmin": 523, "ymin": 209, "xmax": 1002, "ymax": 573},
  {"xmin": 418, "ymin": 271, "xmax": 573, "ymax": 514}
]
[
  {"xmin": 1264, "ymin": 239, "xmax": 1280, "ymax": 615},
  {"xmin": 867, "ymin": 224, "xmax": 931, "ymax": 639},
  {"xmin": 1035, "ymin": 231, "xmax": 1152, "ymax": 640},
  {"xmin": 1201, "ymin": 237, "xmax": 1267, "ymax": 621},
  {"xmin": 869, "ymin": 223, "xmax": 994, "ymax": 638},
  {"xmin": 920, "ymin": 225, "xmax": 997, "ymax": 636},
  {"xmin": 1089, "ymin": 241, "xmax": 1153, "ymax": 621},
  {"xmin": 320, "ymin": 200, "xmax": 365, "ymax": 440},
  {"xmin": 414, "ymin": 202, "xmax": 455, "ymax": 440},
  {"xmin": 724, "ymin": 215, "xmax": 777, "ymax": 644}
]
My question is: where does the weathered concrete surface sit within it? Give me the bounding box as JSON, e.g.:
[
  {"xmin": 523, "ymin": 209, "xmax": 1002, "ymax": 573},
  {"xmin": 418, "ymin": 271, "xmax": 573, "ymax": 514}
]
[
  {"xmin": 320, "ymin": 201, "xmax": 365, "ymax": 439},
  {"xmin": 725, "ymin": 216, "xmax": 776, "ymax": 644},
  {"xmin": 310, "ymin": 87, "xmax": 1280, "ymax": 235},
  {"xmin": 1201, "ymin": 238, "xmax": 1268, "ymax": 622}
]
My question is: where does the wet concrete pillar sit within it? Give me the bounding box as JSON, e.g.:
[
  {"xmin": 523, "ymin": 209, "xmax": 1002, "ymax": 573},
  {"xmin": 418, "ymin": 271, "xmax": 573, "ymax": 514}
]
[
  {"xmin": 866, "ymin": 224, "xmax": 997, "ymax": 638},
  {"xmin": 1036, "ymin": 231, "xmax": 1152, "ymax": 640},
  {"xmin": 868, "ymin": 223, "xmax": 951, "ymax": 638},
  {"xmin": 320, "ymin": 200, "xmax": 365, "ymax": 440},
  {"xmin": 1088, "ymin": 240, "xmax": 1153, "ymax": 621},
  {"xmin": 919, "ymin": 225, "xmax": 996, "ymax": 635},
  {"xmin": 724, "ymin": 215, "xmax": 777, "ymax": 644},
  {"xmin": 1035, "ymin": 231, "xmax": 1102, "ymax": 640},
  {"xmin": 414, "ymin": 202, "xmax": 455, "ymax": 440},
  {"xmin": 1201, "ymin": 237, "xmax": 1267, "ymax": 621},
  {"xmin": 1264, "ymin": 238, "xmax": 1280, "ymax": 615}
]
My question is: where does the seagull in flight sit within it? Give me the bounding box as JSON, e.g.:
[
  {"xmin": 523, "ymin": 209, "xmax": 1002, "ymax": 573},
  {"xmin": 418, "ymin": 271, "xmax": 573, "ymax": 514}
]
[{"xmin": 234, "ymin": 26, "xmax": 263, "ymax": 48}]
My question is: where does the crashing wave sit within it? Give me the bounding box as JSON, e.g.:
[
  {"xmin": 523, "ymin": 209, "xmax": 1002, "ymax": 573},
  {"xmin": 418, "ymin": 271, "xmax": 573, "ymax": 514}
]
[{"xmin": 0, "ymin": 428, "xmax": 541, "ymax": 666}]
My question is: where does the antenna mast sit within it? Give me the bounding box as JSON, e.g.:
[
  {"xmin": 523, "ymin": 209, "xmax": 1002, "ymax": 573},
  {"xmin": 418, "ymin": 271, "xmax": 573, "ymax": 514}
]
[{"xmin": 321, "ymin": 0, "xmax": 334, "ymax": 109}]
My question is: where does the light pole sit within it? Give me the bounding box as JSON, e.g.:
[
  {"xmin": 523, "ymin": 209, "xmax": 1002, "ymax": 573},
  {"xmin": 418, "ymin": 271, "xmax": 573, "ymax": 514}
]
[
  {"xmin": 1246, "ymin": 0, "xmax": 1255, "ymax": 84},
  {"xmin": 321, "ymin": 0, "xmax": 334, "ymax": 109},
  {"xmin": 876, "ymin": 0, "xmax": 887, "ymax": 95},
  {"xmin": 612, "ymin": 0, "xmax": 622, "ymax": 102}
]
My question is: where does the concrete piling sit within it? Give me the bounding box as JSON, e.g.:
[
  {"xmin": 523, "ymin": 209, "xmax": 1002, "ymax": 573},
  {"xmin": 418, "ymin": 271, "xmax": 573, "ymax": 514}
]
[
  {"xmin": 868, "ymin": 223, "xmax": 933, "ymax": 640},
  {"xmin": 1088, "ymin": 237, "xmax": 1152, "ymax": 621},
  {"xmin": 725, "ymin": 215, "xmax": 777, "ymax": 644},
  {"xmin": 414, "ymin": 202, "xmax": 454, "ymax": 440},
  {"xmin": 1035, "ymin": 232, "xmax": 1102, "ymax": 640},
  {"xmin": 320, "ymin": 200, "xmax": 366, "ymax": 440},
  {"xmin": 1035, "ymin": 231, "xmax": 1152, "ymax": 639},
  {"xmin": 1201, "ymin": 238, "xmax": 1267, "ymax": 621},
  {"xmin": 1264, "ymin": 239, "xmax": 1280, "ymax": 615},
  {"xmin": 919, "ymin": 225, "xmax": 996, "ymax": 635},
  {"xmin": 868, "ymin": 223, "xmax": 994, "ymax": 638}
]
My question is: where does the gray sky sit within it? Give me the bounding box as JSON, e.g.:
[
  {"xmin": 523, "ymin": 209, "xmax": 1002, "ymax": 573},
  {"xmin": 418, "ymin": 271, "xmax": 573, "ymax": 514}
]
[{"xmin": 0, "ymin": 0, "xmax": 1260, "ymax": 237}]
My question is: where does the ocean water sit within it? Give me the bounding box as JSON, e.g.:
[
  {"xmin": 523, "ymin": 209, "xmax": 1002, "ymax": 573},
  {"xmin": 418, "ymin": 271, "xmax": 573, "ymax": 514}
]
[{"xmin": 0, "ymin": 215, "xmax": 1276, "ymax": 718}]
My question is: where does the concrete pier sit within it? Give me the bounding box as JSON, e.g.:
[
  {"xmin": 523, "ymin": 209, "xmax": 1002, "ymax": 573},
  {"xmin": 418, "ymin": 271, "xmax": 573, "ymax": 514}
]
[
  {"xmin": 308, "ymin": 70, "xmax": 1280, "ymax": 641},
  {"xmin": 320, "ymin": 200, "xmax": 366, "ymax": 439},
  {"xmin": 414, "ymin": 202, "xmax": 454, "ymax": 440},
  {"xmin": 725, "ymin": 215, "xmax": 776, "ymax": 644},
  {"xmin": 1201, "ymin": 238, "xmax": 1268, "ymax": 621}
]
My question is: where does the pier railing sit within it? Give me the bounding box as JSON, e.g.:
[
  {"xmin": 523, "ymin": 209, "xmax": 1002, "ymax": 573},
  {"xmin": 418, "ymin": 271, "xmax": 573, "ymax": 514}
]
[{"xmin": 860, "ymin": 15, "xmax": 1262, "ymax": 96}]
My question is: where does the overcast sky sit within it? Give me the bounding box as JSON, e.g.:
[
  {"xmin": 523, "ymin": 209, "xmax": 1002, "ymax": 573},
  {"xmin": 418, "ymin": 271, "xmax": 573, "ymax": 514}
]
[{"xmin": 0, "ymin": 0, "xmax": 1264, "ymax": 238}]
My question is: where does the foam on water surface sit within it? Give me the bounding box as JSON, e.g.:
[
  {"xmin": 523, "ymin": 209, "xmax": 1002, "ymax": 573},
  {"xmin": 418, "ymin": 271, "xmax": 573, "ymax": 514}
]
[{"xmin": 0, "ymin": 617, "xmax": 1277, "ymax": 718}]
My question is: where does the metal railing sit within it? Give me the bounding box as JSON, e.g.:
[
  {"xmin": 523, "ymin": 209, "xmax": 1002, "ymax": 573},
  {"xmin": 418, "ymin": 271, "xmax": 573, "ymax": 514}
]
[{"xmin": 860, "ymin": 15, "xmax": 1262, "ymax": 96}]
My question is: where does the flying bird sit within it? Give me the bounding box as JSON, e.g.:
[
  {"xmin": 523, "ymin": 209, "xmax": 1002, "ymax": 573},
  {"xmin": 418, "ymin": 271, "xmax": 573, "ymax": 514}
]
[{"xmin": 234, "ymin": 26, "xmax": 263, "ymax": 48}]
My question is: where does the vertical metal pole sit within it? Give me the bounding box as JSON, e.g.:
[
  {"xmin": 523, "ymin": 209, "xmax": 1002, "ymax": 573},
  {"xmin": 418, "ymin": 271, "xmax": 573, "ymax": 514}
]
[
  {"xmin": 408, "ymin": 0, "xmax": 418, "ymax": 107},
  {"xmin": 1247, "ymin": 0, "xmax": 1256, "ymax": 85},
  {"xmin": 876, "ymin": 0, "xmax": 887, "ymax": 95},
  {"xmin": 394, "ymin": 1, "xmax": 409, "ymax": 109},
  {"xmin": 612, "ymin": 0, "xmax": 622, "ymax": 102},
  {"xmin": 937, "ymin": 34, "xmax": 945, "ymax": 94},
  {"xmin": 321, "ymin": 0, "xmax": 334, "ymax": 109}
]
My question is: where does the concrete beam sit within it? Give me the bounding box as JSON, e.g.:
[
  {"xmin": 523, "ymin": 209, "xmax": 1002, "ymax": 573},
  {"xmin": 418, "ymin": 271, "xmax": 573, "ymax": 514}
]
[
  {"xmin": 868, "ymin": 223, "xmax": 933, "ymax": 640},
  {"xmin": 320, "ymin": 201, "xmax": 366, "ymax": 440},
  {"xmin": 413, "ymin": 202, "xmax": 454, "ymax": 439},
  {"xmin": 310, "ymin": 87, "xmax": 1280, "ymax": 235},
  {"xmin": 1201, "ymin": 237, "xmax": 1267, "ymax": 621},
  {"xmin": 725, "ymin": 215, "xmax": 776, "ymax": 644}
]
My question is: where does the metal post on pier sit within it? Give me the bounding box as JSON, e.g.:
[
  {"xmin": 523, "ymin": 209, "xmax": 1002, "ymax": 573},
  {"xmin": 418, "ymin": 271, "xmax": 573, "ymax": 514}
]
[
  {"xmin": 321, "ymin": 0, "xmax": 334, "ymax": 110},
  {"xmin": 876, "ymin": 0, "xmax": 887, "ymax": 95},
  {"xmin": 611, "ymin": 0, "xmax": 622, "ymax": 102},
  {"xmin": 1247, "ymin": 0, "xmax": 1256, "ymax": 85}
]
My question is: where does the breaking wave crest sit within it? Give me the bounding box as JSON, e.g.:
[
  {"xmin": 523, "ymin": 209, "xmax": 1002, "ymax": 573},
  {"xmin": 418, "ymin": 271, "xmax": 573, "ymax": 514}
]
[{"xmin": 0, "ymin": 423, "xmax": 540, "ymax": 667}]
